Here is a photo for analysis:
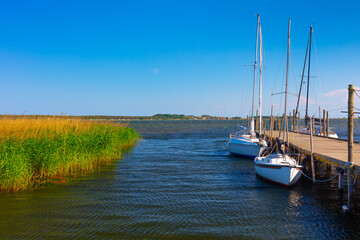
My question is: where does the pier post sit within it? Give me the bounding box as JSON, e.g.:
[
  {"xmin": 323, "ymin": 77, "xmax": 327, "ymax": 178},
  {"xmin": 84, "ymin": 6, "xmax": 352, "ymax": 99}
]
[
  {"xmin": 293, "ymin": 109, "xmax": 295, "ymax": 132},
  {"xmin": 325, "ymin": 163, "xmax": 332, "ymax": 179},
  {"xmin": 338, "ymin": 167, "xmax": 344, "ymax": 190},
  {"xmin": 320, "ymin": 106, "xmax": 322, "ymax": 134},
  {"xmin": 264, "ymin": 119, "xmax": 268, "ymax": 135},
  {"xmin": 289, "ymin": 111, "xmax": 292, "ymax": 132},
  {"xmin": 326, "ymin": 111, "xmax": 329, "ymax": 137},
  {"xmin": 279, "ymin": 114, "xmax": 284, "ymax": 138},
  {"xmin": 272, "ymin": 118, "xmax": 275, "ymax": 131},
  {"xmin": 270, "ymin": 118, "xmax": 273, "ymax": 147},
  {"xmin": 286, "ymin": 113, "xmax": 289, "ymax": 143},
  {"xmin": 298, "ymin": 112, "xmax": 300, "ymax": 132},
  {"xmin": 327, "ymin": 163, "xmax": 331, "ymax": 171},
  {"xmin": 319, "ymin": 162, "xmax": 324, "ymax": 178},
  {"xmin": 277, "ymin": 116, "xmax": 280, "ymax": 131},
  {"xmin": 310, "ymin": 117, "xmax": 316, "ymax": 182},
  {"xmin": 323, "ymin": 109, "xmax": 326, "ymax": 137},
  {"xmin": 345, "ymin": 84, "xmax": 354, "ymax": 211},
  {"xmin": 263, "ymin": 119, "xmax": 266, "ymax": 136}
]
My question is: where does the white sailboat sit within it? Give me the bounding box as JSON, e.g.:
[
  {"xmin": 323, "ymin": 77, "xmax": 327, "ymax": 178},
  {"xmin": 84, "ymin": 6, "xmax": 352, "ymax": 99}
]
[
  {"xmin": 255, "ymin": 153, "xmax": 303, "ymax": 187},
  {"xmin": 299, "ymin": 126, "xmax": 339, "ymax": 138},
  {"xmin": 228, "ymin": 14, "xmax": 267, "ymax": 158},
  {"xmin": 254, "ymin": 19, "xmax": 303, "ymax": 187},
  {"xmin": 316, "ymin": 131, "xmax": 338, "ymax": 138}
]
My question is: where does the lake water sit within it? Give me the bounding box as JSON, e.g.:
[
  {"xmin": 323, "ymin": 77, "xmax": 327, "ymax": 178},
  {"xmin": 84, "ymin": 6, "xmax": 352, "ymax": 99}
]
[{"xmin": 0, "ymin": 120, "xmax": 360, "ymax": 239}]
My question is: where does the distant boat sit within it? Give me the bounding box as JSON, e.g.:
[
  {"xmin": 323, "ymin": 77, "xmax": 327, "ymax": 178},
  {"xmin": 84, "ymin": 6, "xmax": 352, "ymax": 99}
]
[
  {"xmin": 295, "ymin": 26, "xmax": 338, "ymax": 138},
  {"xmin": 299, "ymin": 125, "xmax": 339, "ymax": 138},
  {"xmin": 228, "ymin": 14, "xmax": 267, "ymax": 158},
  {"xmin": 317, "ymin": 130, "xmax": 338, "ymax": 138},
  {"xmin": 254, "ymin": 19, "xmax": 303, "ymax": 188}
]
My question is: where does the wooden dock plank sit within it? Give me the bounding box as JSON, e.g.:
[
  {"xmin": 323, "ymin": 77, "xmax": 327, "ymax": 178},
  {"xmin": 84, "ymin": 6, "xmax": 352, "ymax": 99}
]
[{"xmin": 266, "ymin": 131, "xmax": 360, "ymax": 171}]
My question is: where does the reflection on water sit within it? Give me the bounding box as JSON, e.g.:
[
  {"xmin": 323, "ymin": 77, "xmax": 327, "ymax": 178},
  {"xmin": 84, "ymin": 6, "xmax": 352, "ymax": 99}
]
[{"xmin": 0, "ymin": 120, "xmax": 359, "ymax": 239}]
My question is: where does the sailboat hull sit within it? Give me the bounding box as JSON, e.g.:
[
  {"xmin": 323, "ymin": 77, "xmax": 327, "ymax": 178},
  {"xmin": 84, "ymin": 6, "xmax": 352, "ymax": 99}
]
[
  {"xmin": 254, "ymin": 156, "xmax": 302, "ymax": 187},
  {"xmin": 228, "ymin": 138, "xmax": 265, "ymax": 158}
]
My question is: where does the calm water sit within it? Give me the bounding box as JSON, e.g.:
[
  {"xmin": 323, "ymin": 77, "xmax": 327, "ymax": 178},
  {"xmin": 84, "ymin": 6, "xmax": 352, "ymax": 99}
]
[{"xmin": 0, "ymin": 120, "xmax": 360, "ymax": 239}]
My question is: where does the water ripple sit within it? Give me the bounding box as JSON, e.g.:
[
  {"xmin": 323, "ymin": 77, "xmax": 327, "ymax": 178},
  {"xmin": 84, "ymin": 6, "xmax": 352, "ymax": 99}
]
[{"xmin": 0, "ymin": 120, "xmax": 359, "ymax": 239}]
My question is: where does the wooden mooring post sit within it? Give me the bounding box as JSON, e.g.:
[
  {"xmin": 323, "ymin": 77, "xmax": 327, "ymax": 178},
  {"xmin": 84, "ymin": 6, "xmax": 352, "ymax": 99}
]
[
  {"xmin": 278, "ymin": 114, "xmax": 284, "ymax": 138},
  {"xmin": 309, "ymin": 117, "xmax": 316, "ymax": 182},
  {"xmin": 326, "ymin": 111, "xmax": 329, "ymax": 137},
  {"xmin": 292, "ymin": 109, "xmax": 295, "ymax": 132},
  {"xmin": 344, "ymin": 84, "xmax": 355, "ymax": 212},
  {"xmin": 319, "ymin": 106, "xmax": 322, "ymax": 134},
  {"xmin": 337, "ymin": 167, "xmax": 344, "ymax": 190},
  {"xmin": 263, "ymin": 119, "xmax": 266, "ymax": 136},
  {"xmin": 277, "ymin": 116, "xmax": 281, "ymax": 131},
  {"xmin": 297, "ymin": 112, "xmax": 300, "ymax": 132},
  {"xmin": 323, "ymin": 109, "xmax": 326, "ymax": 137}
]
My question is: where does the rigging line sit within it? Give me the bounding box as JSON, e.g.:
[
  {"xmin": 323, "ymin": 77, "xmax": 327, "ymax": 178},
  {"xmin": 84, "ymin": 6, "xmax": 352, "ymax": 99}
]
[
  {"xmin": 290, "ymin": 43, "xmax": 298, "ymax": 95},
  {"xmin": 239, "ymin": 67, "xmax": 251, "ymax": 116},
  {"xmin": 306, "ymin": 56, "xmax": 319, "ymax": 110},
  {"xmin": 296, "ymin": 34, "xmax": 310, "ymax": 116},
  {"xmin": 271, "ymin": 46, "xmax": 286, "ymax": 95},
  {"xmin": 355, "ymin": 90, "xmax": 360, "ymax": 99},
  {"xmin": 308, "ymin": 83, "xmax": 318, "ymax": 115},
  {"xmin": 271, "ymin": 47, "xmax": 286, "ymax": 117},
  {"xmin": 279, "ymin": 34, "xmax": 288, "ymax": 118},
  {"xmin": 327, "ymin": 107, "xmax": 347, "ymax": 112},
  {"xmin": 312, "ymin": 32, "xmax": 327, "ymax": 109},
  {"xmin": 354, "ymin": 117, "xmax": 360, "ymax": 131},
  {"xmin": 278, "ymin": 62, "xmax": 285, "ymax": 116}
]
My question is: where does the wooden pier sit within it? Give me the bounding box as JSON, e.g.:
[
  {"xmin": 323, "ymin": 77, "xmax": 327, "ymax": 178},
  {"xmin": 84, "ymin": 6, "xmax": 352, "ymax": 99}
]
[
  {"xmin": 252, "ymin": 84, "xmax": 359, "ymax": 211},
  {"xmin": 265, "ymin": 130, "xmax": 360, "ymax": 173}
]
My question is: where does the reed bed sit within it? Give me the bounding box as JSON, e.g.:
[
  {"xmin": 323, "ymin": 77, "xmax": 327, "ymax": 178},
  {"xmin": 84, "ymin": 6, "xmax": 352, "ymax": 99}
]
[{"xmin": 0, "ymin": 117, "xmax": 139, "ymax": 191}]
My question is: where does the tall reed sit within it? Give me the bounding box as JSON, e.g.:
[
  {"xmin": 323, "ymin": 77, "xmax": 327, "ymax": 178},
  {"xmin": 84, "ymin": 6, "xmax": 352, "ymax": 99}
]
[{"xmin": 0, "ymin": 117, "xmax": 139, "ymax": 191}]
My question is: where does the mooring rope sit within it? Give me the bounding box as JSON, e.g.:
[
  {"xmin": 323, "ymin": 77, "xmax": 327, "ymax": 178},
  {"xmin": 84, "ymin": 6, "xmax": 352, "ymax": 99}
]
[{"xmin": 299, "ymin": 166, "xmax": 345, "ymax": 183}]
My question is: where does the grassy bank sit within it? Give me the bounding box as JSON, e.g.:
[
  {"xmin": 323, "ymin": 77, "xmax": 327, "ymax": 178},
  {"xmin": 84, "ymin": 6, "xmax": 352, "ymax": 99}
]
[{"xmin": 0, "ymin": 117, "xmax": 139, "ymax": 191}]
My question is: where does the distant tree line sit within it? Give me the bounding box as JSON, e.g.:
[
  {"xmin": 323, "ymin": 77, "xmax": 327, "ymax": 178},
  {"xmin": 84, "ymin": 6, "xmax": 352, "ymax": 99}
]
[{"xmin": 0, "ymin": 114, "xmax": 247, "ymax": 120}]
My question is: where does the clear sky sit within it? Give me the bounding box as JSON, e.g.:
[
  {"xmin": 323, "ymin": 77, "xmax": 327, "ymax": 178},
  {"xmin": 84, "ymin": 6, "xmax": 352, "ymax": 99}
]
[{"xmin": 0, "ymin": 0, "xmax": 359, "ymax": 117}]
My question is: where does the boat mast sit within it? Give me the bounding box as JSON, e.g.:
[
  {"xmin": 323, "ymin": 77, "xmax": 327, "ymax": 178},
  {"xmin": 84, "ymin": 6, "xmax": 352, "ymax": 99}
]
[
  {"xmin": 258, "ymin": 16, "xmax": 263, "ymax": 137},
  {"xmin": 250, "ymin": 14, "xmax": 260, "ymax": 134},
  {"xmin": 283, "ymin": 19, "xmax": 291, "ymax": 142},
  {"xmin": 305, "ymin": 26, "xmax": 313, "ymax": 127},
  {"xmin": 295, "ymin": 35, "xmax": 310, "ymax": 116}
]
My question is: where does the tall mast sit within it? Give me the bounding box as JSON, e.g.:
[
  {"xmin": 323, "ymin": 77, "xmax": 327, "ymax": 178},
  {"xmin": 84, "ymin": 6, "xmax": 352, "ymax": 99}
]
[
  {"xmin": 295, "ymin": 35, "xmax": 310, "ymax": 116},
  {"xmin": 250, "ymin": 14, "xmax": 260, "ymax": 134},
  {"xmin": 283, "ymin": 18, "xmax": 291, "ymax": 142},
  {"xmin": 259, "ymin": 15, "xmax": 263, "ymax": 137},
  {"xmin": 305, "ymin": 26, "xmax": 313, "ymax": 127}
]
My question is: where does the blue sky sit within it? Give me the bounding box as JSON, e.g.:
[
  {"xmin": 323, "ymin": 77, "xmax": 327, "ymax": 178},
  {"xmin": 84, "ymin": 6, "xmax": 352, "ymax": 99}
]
[{"xmin": 0, "ymin": 0, "xmax": 359, "ymax": 117}]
